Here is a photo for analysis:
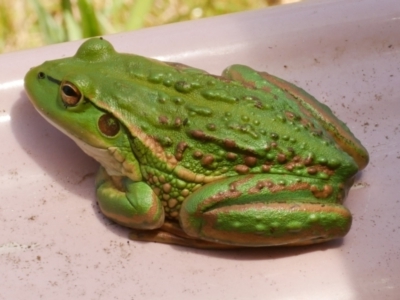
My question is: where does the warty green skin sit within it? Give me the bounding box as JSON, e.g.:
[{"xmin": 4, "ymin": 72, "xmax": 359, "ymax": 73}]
[{"xmin": 24, "ymin": 38, "xmax": 369, "ymax": 248}]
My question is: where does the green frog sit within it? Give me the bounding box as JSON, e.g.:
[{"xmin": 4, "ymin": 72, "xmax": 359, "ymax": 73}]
[{"xmin": 24, "ymin": 37, "xmax": 368, "ymax": 248}]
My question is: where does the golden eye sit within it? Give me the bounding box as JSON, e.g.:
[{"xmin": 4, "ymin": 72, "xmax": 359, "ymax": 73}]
[
  {"xmin": 61, "ymin": 81, "xmax": 81, "ymax": 107},
  {"xmin": 98, "ymin": 113, "xmax": 120, "ymax": 137}
]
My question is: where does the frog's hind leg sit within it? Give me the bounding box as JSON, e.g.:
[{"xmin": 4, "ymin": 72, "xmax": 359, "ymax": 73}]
[
  {"xmin": 179, "ymin": 174, "xmax": 352, "ymax": 247},
  {"xmin": 129, "ymin": 221, "xmax": 241, "ymax": 249}
]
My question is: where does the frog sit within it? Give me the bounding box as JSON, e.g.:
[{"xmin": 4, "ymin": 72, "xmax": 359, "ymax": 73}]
[{"xmin": 24, "ymin": 37, "xmax": 369, "ymax": 249}]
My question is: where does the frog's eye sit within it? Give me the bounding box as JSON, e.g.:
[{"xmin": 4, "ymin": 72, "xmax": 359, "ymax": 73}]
[
  {"xmin": 98, "ymin": 113, "xmax": 120, "ymax": 137},
  {"xmin": 60, "ymin": 81, "xmax": 82, "ymax": 107}
]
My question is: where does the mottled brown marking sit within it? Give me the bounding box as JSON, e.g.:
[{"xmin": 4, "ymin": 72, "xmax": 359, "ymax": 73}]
[
  {"xmin": 190, "ymin": 130, "xmax": 207, "ymax": 140},
  {"xmin": 261, "ymin": 164, "xmax": 271, "ymax": 172},
  {"xmin": 234, "ymin": 165, "xmax": 249, "ymax": 174},
  {"xmin": 307, "ymin": 167, "xmax": 318, "ymax": 175},
  {"xmin": 223, "ymin": 139, "xmax": 237, "ymax": 149},
  {"xmin": 196, "ymin": 176, "xmax": 256, "ymax": 213},
  {"xmin": 258, "ymin": 70, "xmax": 369, "ymax": 170},
  {"xmin": 201, "ymin": 154, "xmax": 214, "ymax": 166},
  {"xmin": 226, "ymin": 152, "xmax": 238, "ymax": 161},
  {"xmin": 309, "ymin": 165, "xmax": 335, "ymax": 176},
  {"xmin": 248, "ymin": 179, "xmax": 311, "ymax": 194},
  {"xmin": 192, "ymin": 150, "xmax": 203, "ymax": 159},
  {"xmin": 285, "ymin": 163, "xmax": 295, "ymax": 171},
  {"xmin": 311, "ymin": 185, "xmax": 333, "ymax": 198},
  {"xmin": 231, "ymin": 175, "xmax": 255, "ymax": 190},
  {"xmin": 293, "ymin": 156, "xmax": 301, "ymax": 162},
  {"xmin": 248, "ymin": 180, "xmax": 273, "ymax": 194},
  {"xmin": 175, "ymin": 141, "xmax": 188, "ymax": 161},
  {"xmin": 277, "ymin": 153, "xmax": 287, "ymax": 163},
  {"xmin": 244, "ymin": 156, "xmax": 257, "ymax": 167},
  {"xmin": 174, "ymin": 117, "xmax": 183, "ymax": 127},
  {"xmin": 158, "ymin": 115, "xmax": 169, "ymax": 124},
  {"xmin": 304, "ymin": 155, "xmax": 313, "ymax": 166}
]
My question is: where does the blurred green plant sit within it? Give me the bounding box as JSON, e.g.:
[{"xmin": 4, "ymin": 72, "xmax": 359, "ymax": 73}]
[{"xmin": 0, "ymin": 0, "xmax": 298, "ymax": 53}]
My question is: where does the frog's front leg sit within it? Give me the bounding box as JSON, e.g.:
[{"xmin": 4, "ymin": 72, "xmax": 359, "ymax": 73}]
[
  {"xmin": 95, "ymin": 167, "xmax": 164, "ymax": 229},
  {"xmin": 180, "ymin": 174, "xmax": 352, "ymax": 247}
]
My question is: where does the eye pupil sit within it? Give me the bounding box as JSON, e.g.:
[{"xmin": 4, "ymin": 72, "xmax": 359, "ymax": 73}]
[
  {"xmin": 62, "ymin": 85, "xmax": 78, "ymax": 97},
  {"xmin": 60, "ymin": 81, "xmax": 81, "ymax": 107}
]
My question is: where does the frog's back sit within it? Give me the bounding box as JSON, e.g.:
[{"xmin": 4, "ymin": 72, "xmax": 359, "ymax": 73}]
[{"xmin": 85, "ymin": 51, "xmax": 360, "ymax": 184}]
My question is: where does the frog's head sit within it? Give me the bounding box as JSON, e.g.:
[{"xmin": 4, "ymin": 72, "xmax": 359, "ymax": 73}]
[{"xmin": 24, "ymin": 38, "xmax": 126, "ymax": 151}]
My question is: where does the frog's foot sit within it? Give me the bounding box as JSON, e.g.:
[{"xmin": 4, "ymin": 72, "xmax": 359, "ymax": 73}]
[
  {"xmin": 179, "ymin": 174, "xmax": 352, "ymax": 247},
  {"xmin": 129, "ymin": 221, "xmax": 241, "ymax": 249},
  {"xmin": 95, "ymin": 167, "xmax": 164, "ymax": 230}
]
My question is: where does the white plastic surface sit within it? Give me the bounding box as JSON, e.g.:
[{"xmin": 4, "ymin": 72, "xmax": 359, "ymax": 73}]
[{"xmin": 1, "ymin": 0, "xmax": 399, "ymax": 299}]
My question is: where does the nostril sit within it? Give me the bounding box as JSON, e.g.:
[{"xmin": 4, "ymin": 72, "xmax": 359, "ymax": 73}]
[{"xmin": 37, "ymin": 72, "xmax": 46, "ymax": 79}]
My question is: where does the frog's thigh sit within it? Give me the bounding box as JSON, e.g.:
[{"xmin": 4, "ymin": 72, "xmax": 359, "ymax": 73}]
[
  {"xmin": 95, "ymin": 167, "xmax": 164, "ymax": 230},
  {"xmin": 180, "ymin": 175, "xmax": 352, "ymax": 246}
]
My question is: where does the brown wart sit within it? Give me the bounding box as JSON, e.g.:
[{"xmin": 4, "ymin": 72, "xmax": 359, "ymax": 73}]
[
  {"xmin": 234, "ymin": 165, "xmax": 250, "ymax": 174},
  {"xmin": 201, "ymin": 154, "xmax": 215, "ymax": 168},
  {"xmin": 307, "ymin": 165, "xmax": 335, "ymax": 177},
  {"xmin": 310, "ymin": 184, "xmax": 333, "ymax": 199},
  {"xmin": 175, "ymin": 141, "xmax": 188, "ymax": 161},
  {"xmin": 196, "ymin": 175, "xmax": 255, "ymax": 213},
  {"xmin": 248, "ymin": 180, "xmax": 311, "ymax": 195},
  {"xmin": 225, "ymin": 152, "xmax": 237, "ymax": 161},
  {"xmin": 244, "ymin": 156, "xmax": 257, "ymax": 167},
  {"xmin": 174, "ymin": 117, "xmax": 184, "ymax": 128},
  {"xmin": 276, "ymin": 153, "xmax": 287, "ymax": 164},
  {"xmin": 158, "ymin": 115, "xmax": 169, "ymax": 125},
  {"xmin": 188, "ymin": 130, "xmax": 258, "ymax": 157}
]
